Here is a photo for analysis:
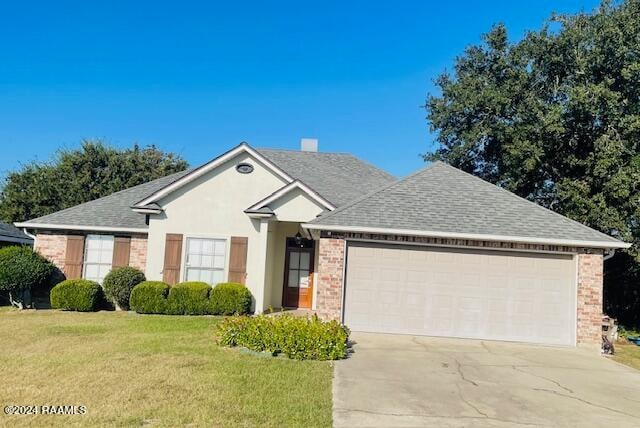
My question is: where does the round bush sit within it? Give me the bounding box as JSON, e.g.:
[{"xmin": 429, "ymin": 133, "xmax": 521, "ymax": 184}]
[
  {"xmin": 0, "ymin": 246, "xmax": 54, "ymax": 307},
  {"xmin": 102, "ymin": 266, "xmax": 146, "ymax": 310},
  {"xmin": 50, "ymin": 279, "xmax": 102, "ymax": 311},
  {"xmin": 167, "ymin": 282, "xmax": 211, "ymax": 315},
  {"xmin": 209, "ymin": 282, "xmax": 252, "ymax": 315},
  {"xmin": 130, "ymin": 281, "xmax": 170, "ymax": 314}
]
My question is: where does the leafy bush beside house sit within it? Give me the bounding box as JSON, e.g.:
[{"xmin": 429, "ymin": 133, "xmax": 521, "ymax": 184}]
[
  {"xmin": 167, "ymin": 282, "xmax": 211, "ymax": 315},
  {"xmin": 50, "ymin": 279, "xmax": 103, "ymax": 312},
  {"xmin": 0, "ymin": 245, "xmax": 55, "ymax": 309},
  {"xmin": 209, "ymin": 283, "xmax": 252, "ymax": 315},
  {"xmin": 102, "ymin": 267, "xmax": 146, "ymax": 310},
  {"xmin": 216, "ymin": 315, "xmax": 350, "ymax": 361},
  {"xmin": 129, "ymin": 281, "xmax": 170, "ymax": 314}
]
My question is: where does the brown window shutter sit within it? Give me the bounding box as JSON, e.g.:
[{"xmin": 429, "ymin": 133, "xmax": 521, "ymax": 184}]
[
  {"xmin": 162, "ymin": 234, "xmax": 183, "ymax": 285},
  {"xmin": 112, "ymin": 237, "xmax": 131, "ymax": 268},
  {"xmin": 228, "ymin": 236, "xmax": 248, "ymax": 284},
  {"xmin": 64, "ymin": 235, "xmax": 85, "ymax": 279}
]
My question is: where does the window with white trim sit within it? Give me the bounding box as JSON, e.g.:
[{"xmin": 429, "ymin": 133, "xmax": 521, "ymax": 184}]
[
  {"xmin": 83, "ymin": 235, "xmax": 114, "ymax": 283},
  {"xmin": 184, "ymin": 237, "xmax": 226, "ymax": 285}
]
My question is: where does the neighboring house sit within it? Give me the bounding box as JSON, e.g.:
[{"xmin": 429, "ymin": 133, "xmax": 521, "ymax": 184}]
[
  {"xmin": 0, "ymin": 221, "xmax": 33, "ymax": 247},
  {"xmin": 16, "ymin": 140, "xmax": 629, "ymax": 348}
]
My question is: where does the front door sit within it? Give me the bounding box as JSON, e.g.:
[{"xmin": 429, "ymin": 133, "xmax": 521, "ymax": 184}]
[{"xmin": 282, "ymin": 237, "xmax": 315, "ymax": 308}]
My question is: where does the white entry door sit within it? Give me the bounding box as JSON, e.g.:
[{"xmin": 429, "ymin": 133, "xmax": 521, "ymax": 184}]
[{"xmin": 343, "ymin": 242, "xmax": 576, "ymax": 346}]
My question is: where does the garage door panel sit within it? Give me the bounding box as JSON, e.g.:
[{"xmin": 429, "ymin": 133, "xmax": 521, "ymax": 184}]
[{"xmin": 344, "ymin": 243, "xmax": 576, "ymax": 346}]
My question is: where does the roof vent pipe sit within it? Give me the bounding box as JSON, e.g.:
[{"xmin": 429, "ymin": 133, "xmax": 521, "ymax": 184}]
[{"xmin": 300, "ymin": 138, "xmax": 318, "ymax": 152}]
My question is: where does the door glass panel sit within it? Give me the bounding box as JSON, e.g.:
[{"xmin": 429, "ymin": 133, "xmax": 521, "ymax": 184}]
[
  {"xmin": 299, "ymin": 252, "xmax": 310, "ymax": 270},
  {"xmin": 288, "ymin": 270, "xmax": 299, "ymax": 288},
  {"xmin": 299, "ymin": 270, "xmax": 310, "ymax": 288},
  {"xmin": 289, "ymin": 252, "xmax": 300, "ymax": 269}
]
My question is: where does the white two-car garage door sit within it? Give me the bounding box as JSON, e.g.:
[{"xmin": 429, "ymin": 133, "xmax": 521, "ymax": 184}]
[{"xmin": 343, "ymin": 242, "xmax": 577, "ymax": 346}]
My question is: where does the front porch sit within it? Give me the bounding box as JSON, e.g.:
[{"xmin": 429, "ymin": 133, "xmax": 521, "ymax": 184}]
[{"xmin": 261, "ymin": 221, "xmax": 320, "ymax": 313}]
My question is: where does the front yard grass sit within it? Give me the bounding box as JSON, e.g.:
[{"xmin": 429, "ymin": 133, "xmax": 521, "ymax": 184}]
[
  {"xmin": 613, "ymin": 342, "xmax": 640, "ymax": 371},
  {"xmin": 0, "ymin": 307, "xmax": 332, "ymax": 427}
]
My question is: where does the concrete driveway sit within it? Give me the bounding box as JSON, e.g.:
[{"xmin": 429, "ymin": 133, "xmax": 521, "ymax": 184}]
[{"xmin": 333, "ymin": 333, "xmax": 640, "ymax": 427}]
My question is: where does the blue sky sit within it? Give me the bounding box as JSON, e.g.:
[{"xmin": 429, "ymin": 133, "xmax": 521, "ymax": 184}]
[{"xmin": 0, "ymin": 0, "xmax": 600, "ymax": 179}]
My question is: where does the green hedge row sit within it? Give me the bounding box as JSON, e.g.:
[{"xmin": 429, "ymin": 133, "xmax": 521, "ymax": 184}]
[
  {"xmin": 50, "ymin": 279, "xmax": 103, "ymax": 312},
  {"xmin": 216, "ymin": 314, "xmax": 350, "ymax": 360},
  {"xmin": 129, "ymin": 281, "xmax": 252, "ymax": 315}
]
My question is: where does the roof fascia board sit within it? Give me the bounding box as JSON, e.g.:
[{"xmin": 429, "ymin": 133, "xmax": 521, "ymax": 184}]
[
  {"xmin": 246, "ymin": 180, "xmax": 336, "ymax": 212},
  {"xmin": 301, "ymin": 224, "xmax": 631, "ymax": 249},
  {"xmin": 134, "ymin": 143, "xmax": 294, "ymax": 208},
  {"xmin": 132, "ymin": 207, "xmax": 163, "ymax": 214},
  {"xmin": 0, "ymin": 235, "xmax": 33, "ymax": 244},
  {"xmin": 14, "ymin": 222, "xmax": 148, "ymax": 234}
]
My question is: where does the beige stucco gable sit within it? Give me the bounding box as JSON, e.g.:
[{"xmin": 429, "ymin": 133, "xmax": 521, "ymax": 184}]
[
  {"xmin": 144, "ymin": 151, "xmax": 290, "ymax": 311},
  {"xmin": 261, "ymin": 186, "xmax": 328, "ymax": 223}
]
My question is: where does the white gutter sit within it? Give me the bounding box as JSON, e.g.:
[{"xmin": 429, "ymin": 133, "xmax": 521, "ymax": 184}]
[
  {"xmin": 21, "ymin": 228, "xmax": 37, "ymax": 247},
  {"xmin": 14, "ymin": 222, "xmax": 148, "ymax": 234},
  {"xmin": 301, "ymin": 224, "xmax": 631, "ymax": 250}
]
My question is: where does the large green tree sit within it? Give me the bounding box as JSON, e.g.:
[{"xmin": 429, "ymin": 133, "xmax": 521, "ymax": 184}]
[
  {"xmin": 0, "ymin": 140, "xmax": 188, "ymax": 223},
  {"xmin": 425, "ymin": 0, "xmax": 640, "ymax": 324}
]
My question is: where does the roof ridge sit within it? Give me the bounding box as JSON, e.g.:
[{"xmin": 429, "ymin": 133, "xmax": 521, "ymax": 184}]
[
  {"xmin": 437, "ymin": 163, "xmax": 620, "ymax": 242},
  {"xmin": 255, "ymin": 147, "xmax": 354, "ymax": 155},
  {"xmin": 311, "ymin": 162, "xmax": 440, "ymax": 223}
]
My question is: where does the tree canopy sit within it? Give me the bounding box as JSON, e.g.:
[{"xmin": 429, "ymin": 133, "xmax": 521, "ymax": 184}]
[
  {"xmin": 425, "ymin": 0, "xmax": 640, "ymax": 324},
  {"xmin": 0, "ymin": 140, "xmax": 188, "ymax": 223}
]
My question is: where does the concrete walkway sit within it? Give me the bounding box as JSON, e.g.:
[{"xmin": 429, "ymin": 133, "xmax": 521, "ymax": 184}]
[{"xmin": 333, "ymin": 333, "xmax": 640, "ymax": 427}]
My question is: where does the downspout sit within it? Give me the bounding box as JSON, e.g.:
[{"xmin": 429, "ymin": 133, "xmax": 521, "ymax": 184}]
[
  {"xmin": 22, "ymin": 228, "xmax": 36, "ymax": 248},
  {"xmin": 603, "ymin": 248, "xmax": 616, "ymax": 261}
]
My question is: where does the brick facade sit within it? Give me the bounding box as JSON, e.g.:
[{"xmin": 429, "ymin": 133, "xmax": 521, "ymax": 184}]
[
  {"xmin": 576, "ymin": 253, "xmax": 604, "ymax": 346},
  {"xmin": 129, "ymin": 235, "xmax": 148, "ymax": 273},
  {"xmin": 315, "ymin": 238, "xmax": 345, "ymax": 321},
  {"xmin": 35, "ymin": 233, "xmax": 68, "ymax": 272},
  {"xmin": 313, "ymin": 232, "xmax": 605, "ymax": 348}
]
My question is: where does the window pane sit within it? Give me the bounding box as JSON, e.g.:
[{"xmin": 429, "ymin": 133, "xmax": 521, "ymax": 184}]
[
  {"xmin": 99, "ymin": 249, "xmax": 113, "ymax": 264},
  {"xmin": 213, "ymin": 255, "xmax": 225, "ymax": 269},
  {"xmin": 212, "ymin": 270, "xmax": 224, "ymax": 286},
  {"xmin": 85, "ymin": 264, "xmax": 99, "ymax": 279},
  {"xmin": 200, "ymin": 269, "xmax": 214, "ymax": 285},
  {"xmin": 189, "ymin": 254, "xmax": 202, "ymax": 268},
  {"xmin": 201, "ymin": 255, "xmax": 214, "ymax": 268},
  {"xmin": 186, "ymin": 268, "xmax": 200, "ymax": 282},
  {"xmin": 202, "ymin": 239, "xmax": 215, "ymax": 255},
  {"xmin": 289, "ymin": 252, "xmax": 300, "ymax": 269},
  {"xmin": 102, "ymin": 237, "xmax": 114, "ymax": 251},
  {"xmin": 188, "ymin": 238, "xmax": 201, "ymax": 254},
  {"xmin": 86, "ymin": 236, "xmax": 101, "ymax": 250},
  {"xmin": 299, "ymin": 252, "xmax": 310, "ymax": 270},
  {"xmin": 214, "ymin": 240, "xmax": 226, "ymax": 255},
  {"xmin": 288, "ymin": 270, "xmax": 299, "ymax": 288},
  {"xmin": 85, "ymin": 249, "xmax": 100, "ymax": 263},
  {"xmin": 98, "ymin": 265, "xmax": 112, "ymax": 282},
  {"xmin": 299, "ymin": 270, "xmax": 310, "ymax": 288}
]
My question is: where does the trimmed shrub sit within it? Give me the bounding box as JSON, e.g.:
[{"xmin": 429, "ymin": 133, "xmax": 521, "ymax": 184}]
[
  {"xmin": 129, "ymin": 281, "xmax": 170, "ymax": 314},
  {"xmin": 102, "ymin": 267, "xmax": 146, "ymax": 310},
  {"xmin": 167, "ymin": 282, "xmax": 211, "ymax": 315},
  {"xmin": 50, "ymin": 279, "xmax": 102, "ymax": 312},
  {"xmin": 209, "ymin": 282, "xmax": 252, "ymax": 315},
  {"xmin": 216, "ymin": 314, "xmax": 350, "ymax": 360},
  {"xmin": 0, "ymin": 245, "xmax": 55, "ymax": 308}
]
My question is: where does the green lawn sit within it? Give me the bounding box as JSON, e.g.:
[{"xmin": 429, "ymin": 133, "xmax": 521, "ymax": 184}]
[
  {"xmin": 614, "ymin": 341, "xmax": 640, "ymax": 371},
  {"xmin": 0, "ymin": 308, "xmax": 332, "ymax": 427}
]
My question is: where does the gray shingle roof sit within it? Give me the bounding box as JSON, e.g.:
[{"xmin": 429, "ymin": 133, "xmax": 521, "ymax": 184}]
[
  {"xmin": 22, "ymin": 170, "xmax": 192, "ymax": 229},
  {"xmin": 310, "ymin": 161, "xmax": 624, "ymax": 246},
  {"xmin": 0, "ymin": 221, "xmax": 32, "ymax": 243},
  {"xmin": 256, "ymin": 149, "xmax": 396, "ymax": 207}
]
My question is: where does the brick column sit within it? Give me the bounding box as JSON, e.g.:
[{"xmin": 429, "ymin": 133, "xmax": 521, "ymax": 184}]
[
  {"xmin": 34, "ymin": 234, "xmax": 68, "ymax": 272},
  {"xmin": 129, "ymin": 235, "xmax": 148, "ymax": 273},
  {"xmin": 315, "ymin": 237, "xmax": 345, "ymax": 322},
  {"xmin": 576, "ymin": 253, "xmax": 604, "ymax": 346}
]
